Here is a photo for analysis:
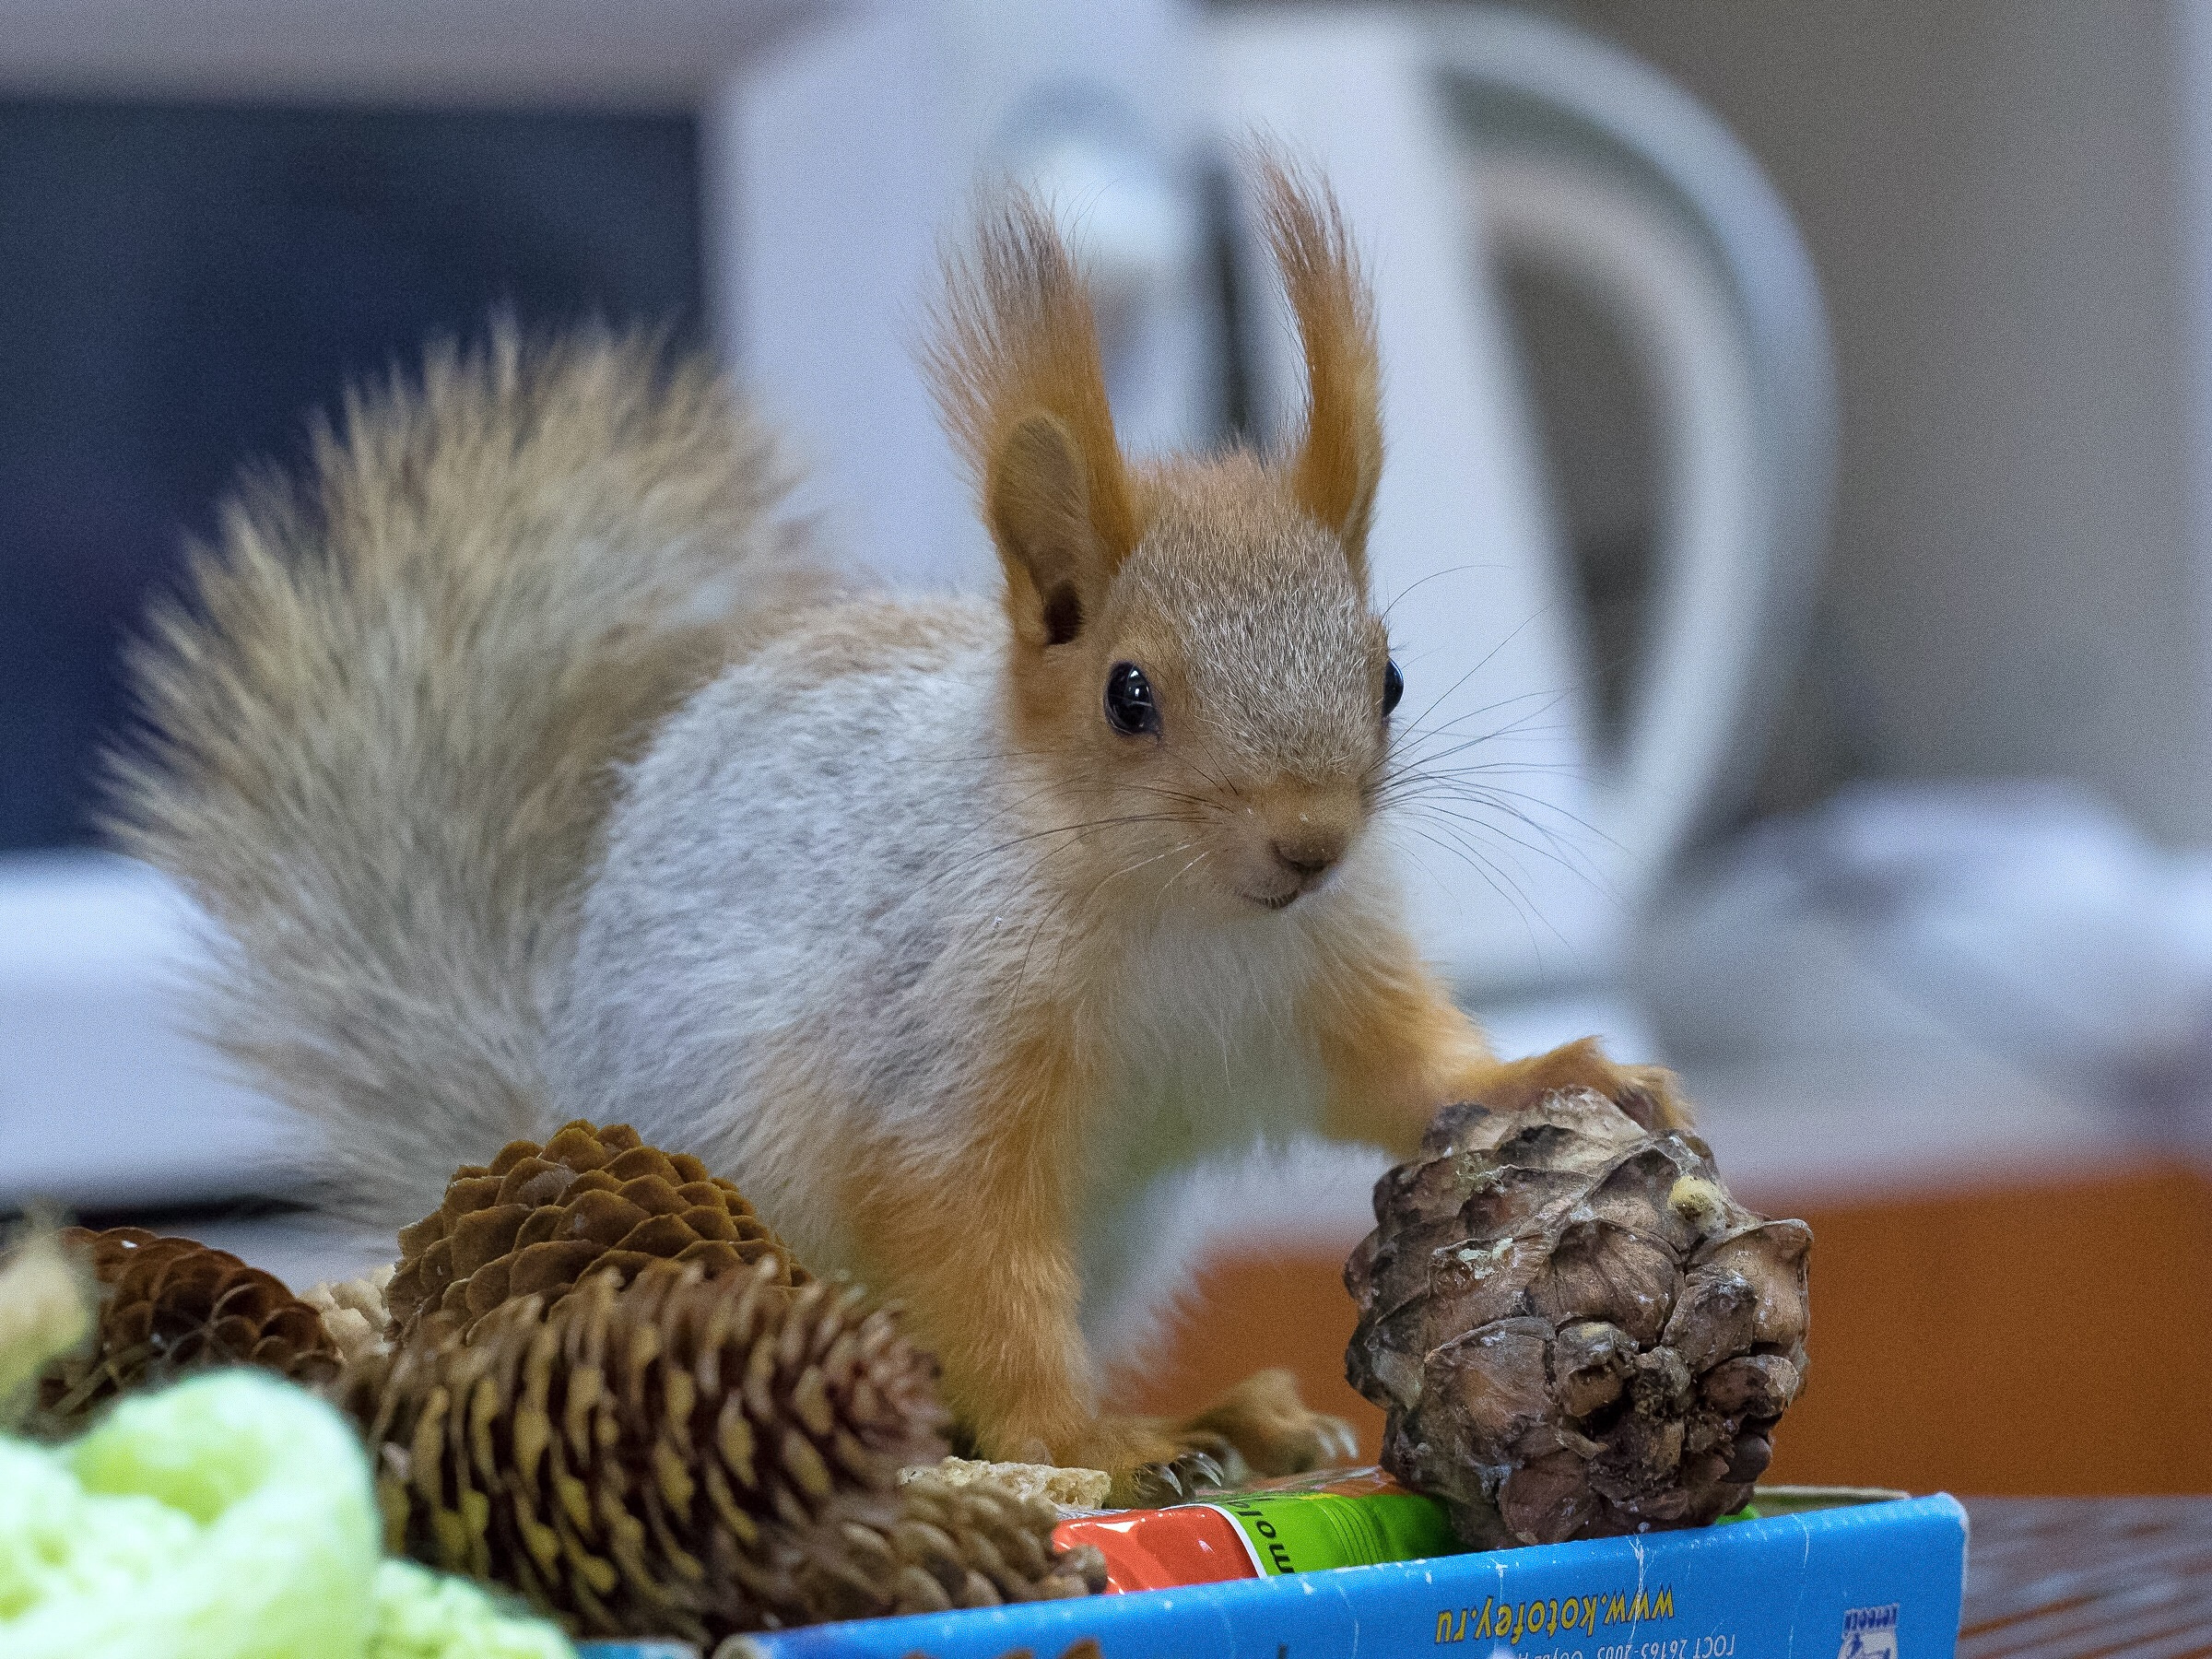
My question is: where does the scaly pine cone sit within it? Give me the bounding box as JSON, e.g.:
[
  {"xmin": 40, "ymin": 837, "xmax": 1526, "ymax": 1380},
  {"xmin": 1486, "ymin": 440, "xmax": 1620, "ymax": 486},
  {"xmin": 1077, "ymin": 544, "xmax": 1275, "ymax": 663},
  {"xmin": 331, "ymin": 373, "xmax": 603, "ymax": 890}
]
[
  {"xmin": 387, "ymin": 1119, "xmax": 809, "ymax": 1344},
  {"xmin": 1346, "ymin": 1088, "xmax": 1811, "ymax": 1548},
  {"xmin": 30, "ymin": 1226, "xmax": 339, "ymax": 1432},
  {"xmin": 347, "ymin": 1256, "xmax": 1092, "ymax": 1641},
  {"xmin": 792, "ymin": 1474, "xmax": 1106, "ymax": 1623}
]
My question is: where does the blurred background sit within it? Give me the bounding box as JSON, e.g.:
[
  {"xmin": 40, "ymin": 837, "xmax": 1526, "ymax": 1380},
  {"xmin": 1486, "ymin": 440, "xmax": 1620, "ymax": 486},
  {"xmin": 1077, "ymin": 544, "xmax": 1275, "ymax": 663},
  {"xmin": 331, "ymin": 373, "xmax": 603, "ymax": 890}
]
[{"xmin": 5, "ymin": 0, "xmax": 2210, "ymax": 1499}]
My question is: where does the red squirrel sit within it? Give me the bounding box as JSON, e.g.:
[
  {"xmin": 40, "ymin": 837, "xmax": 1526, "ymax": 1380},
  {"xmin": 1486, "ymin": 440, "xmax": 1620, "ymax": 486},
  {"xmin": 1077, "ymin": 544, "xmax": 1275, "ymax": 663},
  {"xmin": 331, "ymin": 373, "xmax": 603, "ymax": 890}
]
[{"xmin": 116, "ymin": 159, "xmax": 1685, "ymax": 1500}]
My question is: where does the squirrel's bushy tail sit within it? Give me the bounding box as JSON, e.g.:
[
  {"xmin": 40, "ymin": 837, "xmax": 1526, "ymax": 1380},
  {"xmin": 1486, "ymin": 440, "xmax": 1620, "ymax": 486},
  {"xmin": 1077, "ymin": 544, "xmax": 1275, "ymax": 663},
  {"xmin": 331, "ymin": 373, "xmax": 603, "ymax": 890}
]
[{"xmin": 110, "ymin": 327, "xmax": 818, "ymax": 1228}]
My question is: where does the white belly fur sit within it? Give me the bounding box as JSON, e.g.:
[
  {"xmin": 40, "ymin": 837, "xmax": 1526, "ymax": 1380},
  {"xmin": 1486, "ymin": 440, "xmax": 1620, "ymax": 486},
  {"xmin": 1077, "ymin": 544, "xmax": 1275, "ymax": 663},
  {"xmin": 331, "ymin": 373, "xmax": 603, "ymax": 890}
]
[{"xmin": 1077, "ymin": 910, "xmax": 1330, "ymax": 1356}]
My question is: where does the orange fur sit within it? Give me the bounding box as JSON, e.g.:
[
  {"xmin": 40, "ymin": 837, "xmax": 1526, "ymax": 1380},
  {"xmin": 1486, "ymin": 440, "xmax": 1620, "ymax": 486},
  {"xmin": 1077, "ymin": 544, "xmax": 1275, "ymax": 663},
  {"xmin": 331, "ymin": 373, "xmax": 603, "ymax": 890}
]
[
  {"xmin": 1315, "ymin": 947, "xmax": 1692, "ymax": 1155},
  {"xmin": 842, "ymin": 1016, "xmax": 1097, "ymax": 1461},
  {"xmin": 1255, "ymin": 153, "xmax": 1382, "ymax": 576},
  {"xmin": 1312, "ymin": 938, "xmax": 1501, "ymax": 1159},
  {"xmin": 925, "ymin": 192, "xmax": 1146, "ymax": 671},
  {"xmin": 1459, "ymin": 1040, "xmax": 1691, "ymax": 1134},
  {"xmin": 830, "ymin": 1008, "xmax": 1258, "ymax": 1488}
]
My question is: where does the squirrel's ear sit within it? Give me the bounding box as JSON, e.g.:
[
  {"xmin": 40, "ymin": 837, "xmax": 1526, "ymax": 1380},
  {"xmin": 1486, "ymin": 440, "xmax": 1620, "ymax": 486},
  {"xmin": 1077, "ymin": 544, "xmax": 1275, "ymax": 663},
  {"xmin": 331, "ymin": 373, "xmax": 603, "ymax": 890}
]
[
  {"xmin": 1257, "ymin": 154, "xmax": 1382, "ymax": 582},
  {"xmin": 987, "ymin": 413, "xmax": 1100, "ymax": 646},
  {"xmin": 927, "ymin": 191, "xmax": 1139, "ymax": 647}
]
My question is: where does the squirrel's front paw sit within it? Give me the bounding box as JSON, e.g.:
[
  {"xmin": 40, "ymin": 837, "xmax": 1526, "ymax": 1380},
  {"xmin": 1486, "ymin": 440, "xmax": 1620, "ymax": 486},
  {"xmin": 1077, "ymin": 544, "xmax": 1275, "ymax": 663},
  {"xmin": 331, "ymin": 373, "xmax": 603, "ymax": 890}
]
[
  {"xmin": 1121, "ymin": 1441, "xmax": 1241, "ymax": 1508},
  {"xmin": 1058, "ymin": 1415, "xmax": 1249, "ymax": 1507},
  {"xmin": 1462, "ymin": 1037, "xmax": 1693, "ymax": 1132},
  {"xmin": 1179, "ymin": 1368, "xmax": 1359, "ymax": 1477},
  {"xmin": 1606, "ymin": 1060, "xmax": 1690, "ymax": 1132}
]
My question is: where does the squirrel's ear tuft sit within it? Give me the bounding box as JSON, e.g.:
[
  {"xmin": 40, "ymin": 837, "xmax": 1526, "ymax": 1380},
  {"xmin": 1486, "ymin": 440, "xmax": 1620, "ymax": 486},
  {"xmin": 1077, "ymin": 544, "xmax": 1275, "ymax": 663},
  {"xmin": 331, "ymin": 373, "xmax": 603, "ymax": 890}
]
[
  {"xmin": 1256, "ymin": 152, "xmax": 1382, "ymax": 582},
  {"xmin": 927, "ymin": 193, "xmax": 1138, "ymax": 647}
]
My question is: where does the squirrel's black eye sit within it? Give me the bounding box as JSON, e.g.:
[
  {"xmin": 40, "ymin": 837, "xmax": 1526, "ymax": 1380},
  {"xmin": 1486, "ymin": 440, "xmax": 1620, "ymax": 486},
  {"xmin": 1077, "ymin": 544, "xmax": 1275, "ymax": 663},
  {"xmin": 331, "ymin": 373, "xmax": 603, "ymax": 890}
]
[
  {"xmin": 1382, "ymin": 658, "xmax": 1404, "ymax": 718},
  {"xmin": 1104, "ymin": 662, "xmax": 1160, "ymax": 736}
]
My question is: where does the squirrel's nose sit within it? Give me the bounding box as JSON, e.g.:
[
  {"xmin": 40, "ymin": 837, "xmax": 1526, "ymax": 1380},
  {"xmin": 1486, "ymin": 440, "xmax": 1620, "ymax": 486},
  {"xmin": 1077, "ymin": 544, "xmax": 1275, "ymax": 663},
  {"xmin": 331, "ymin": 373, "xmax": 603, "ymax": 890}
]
[{"xmin": 1271, "ymin": 833, "xmax": 1346, "ymax": 882}]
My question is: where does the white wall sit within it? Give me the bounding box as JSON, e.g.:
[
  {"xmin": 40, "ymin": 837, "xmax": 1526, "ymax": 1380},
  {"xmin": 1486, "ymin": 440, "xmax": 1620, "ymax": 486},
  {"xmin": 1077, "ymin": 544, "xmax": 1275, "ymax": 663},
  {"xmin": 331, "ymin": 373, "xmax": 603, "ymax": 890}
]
[{"xmin": 1582, "ymin": 0, "xmax": 2212, "ymax": 841}]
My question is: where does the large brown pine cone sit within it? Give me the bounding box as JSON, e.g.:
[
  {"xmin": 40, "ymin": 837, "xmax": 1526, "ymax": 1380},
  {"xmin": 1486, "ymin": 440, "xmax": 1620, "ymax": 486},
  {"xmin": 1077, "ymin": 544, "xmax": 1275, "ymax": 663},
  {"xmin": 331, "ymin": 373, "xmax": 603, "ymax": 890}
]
[
  {"xmin": 388, "ymin": 1119, "xmax": 808, "ymax": 1344},
  {"xmin": 347, "ymin": 1257, "xmax": 1096, "ymax": 1641},
  {"xmin": 30, "ymin": 1226, "xmax": 340, "ymax": 1432},
  {"xmin": 1346, "ymin": 1088, "xmax": 1811, "ymax": 1548}
]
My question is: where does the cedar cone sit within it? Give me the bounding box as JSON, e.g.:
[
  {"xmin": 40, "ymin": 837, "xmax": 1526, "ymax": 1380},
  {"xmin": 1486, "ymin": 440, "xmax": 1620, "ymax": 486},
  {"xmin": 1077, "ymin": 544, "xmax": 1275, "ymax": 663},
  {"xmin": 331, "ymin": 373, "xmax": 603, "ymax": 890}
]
[
  {"xmin": 29, "ymin": 1226, "xmax": 340, "ymax": 1433},
  {"xmin": 347, "ymin": 1257, "xmax": 1100, "ymax": 1641},
  {"xmin": 388, "ymin": 1119, "xmax": 809, "ymax": 1344},
  {"xmin": 1345, "ymin": 1088, "xmax": 1811, "ymax": 1548}
]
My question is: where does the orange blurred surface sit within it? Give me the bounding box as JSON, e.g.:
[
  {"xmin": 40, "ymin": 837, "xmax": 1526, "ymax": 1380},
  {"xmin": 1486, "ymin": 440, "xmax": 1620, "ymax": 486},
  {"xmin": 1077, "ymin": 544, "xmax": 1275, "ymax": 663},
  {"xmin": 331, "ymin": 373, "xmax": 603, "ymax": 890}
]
[{"xmin": 1122, "ymin": 1162, "xmax": 2212, "ymax": 1495}]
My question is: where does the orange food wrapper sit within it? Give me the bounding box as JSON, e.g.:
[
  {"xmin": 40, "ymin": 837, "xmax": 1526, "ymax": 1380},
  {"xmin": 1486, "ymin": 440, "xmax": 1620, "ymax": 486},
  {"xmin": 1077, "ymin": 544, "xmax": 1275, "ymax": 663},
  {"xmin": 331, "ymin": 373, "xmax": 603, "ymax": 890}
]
[{"xmin": 1052, "ymin": 1466, "xmax": 1465, "ymax": 1593}]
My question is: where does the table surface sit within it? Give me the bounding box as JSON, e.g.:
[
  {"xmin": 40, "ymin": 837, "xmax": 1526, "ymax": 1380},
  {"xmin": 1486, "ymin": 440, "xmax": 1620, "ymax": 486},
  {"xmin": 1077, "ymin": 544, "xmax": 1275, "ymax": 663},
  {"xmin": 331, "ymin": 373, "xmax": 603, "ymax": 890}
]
[{"xmin": 1961, "ymin": 1499, "xmax": 2212, "ymax": 1659}]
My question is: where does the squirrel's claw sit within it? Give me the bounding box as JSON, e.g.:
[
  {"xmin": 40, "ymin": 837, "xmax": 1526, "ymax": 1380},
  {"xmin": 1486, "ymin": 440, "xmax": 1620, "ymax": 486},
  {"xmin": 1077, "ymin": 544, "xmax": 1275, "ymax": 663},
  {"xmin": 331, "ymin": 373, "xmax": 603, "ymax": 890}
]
[
  {"xmin": 1122, "ymin": 1443, "xmax": 1239, "ymax": 1508},
  {"xmin": 1178, "ymin": 1367, "xmax": 1362, "ymax": 1479}
]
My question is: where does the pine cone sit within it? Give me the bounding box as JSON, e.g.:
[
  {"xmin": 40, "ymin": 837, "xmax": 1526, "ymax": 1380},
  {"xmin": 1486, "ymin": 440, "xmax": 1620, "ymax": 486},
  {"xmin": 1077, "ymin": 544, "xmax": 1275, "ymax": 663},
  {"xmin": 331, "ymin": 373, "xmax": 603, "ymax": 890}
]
[
  {"xmin": 792, "ymin": 1474, "xmax": 1106, "ymax": 1623},
  {"xmin": 30, "ymin": 1227, "xmax": 339, "ymax": 1432},
  {"xmin": 349, "ymin": 1256, "xmax": 1064, "ymax": 1641},
  {"xmin": 1346, "ymin": 1088, "xmax": 1811, "ymax": 1547},
  {"xmin": 388, "ymin": 1119, "xmax": 809, "ymax": 1344}
]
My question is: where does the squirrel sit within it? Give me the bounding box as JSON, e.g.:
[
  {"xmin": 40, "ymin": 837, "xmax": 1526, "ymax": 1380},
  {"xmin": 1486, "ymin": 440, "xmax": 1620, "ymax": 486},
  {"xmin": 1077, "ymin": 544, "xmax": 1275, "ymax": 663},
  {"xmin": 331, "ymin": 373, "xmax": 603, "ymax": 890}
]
[{"xmin": 112, "ymin": 159, "xmax": 1685, "ymax": 1499}]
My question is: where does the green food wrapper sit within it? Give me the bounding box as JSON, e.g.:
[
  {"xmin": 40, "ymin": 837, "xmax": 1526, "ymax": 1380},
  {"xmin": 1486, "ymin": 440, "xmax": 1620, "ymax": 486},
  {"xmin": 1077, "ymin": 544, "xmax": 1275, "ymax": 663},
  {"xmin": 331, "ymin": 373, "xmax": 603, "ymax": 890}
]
[{"xmin": 1207, "ymin": 1486, "xmax": 1463, "ymax": 1574}]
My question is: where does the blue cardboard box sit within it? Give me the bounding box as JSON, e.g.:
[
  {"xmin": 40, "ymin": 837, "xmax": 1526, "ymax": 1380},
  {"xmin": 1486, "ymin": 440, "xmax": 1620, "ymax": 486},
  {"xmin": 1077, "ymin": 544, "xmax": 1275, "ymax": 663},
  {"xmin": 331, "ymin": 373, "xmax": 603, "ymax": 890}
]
[{"xmin": 582, "ymin": 1490, "xmax": 1966, "ymax": 1659}]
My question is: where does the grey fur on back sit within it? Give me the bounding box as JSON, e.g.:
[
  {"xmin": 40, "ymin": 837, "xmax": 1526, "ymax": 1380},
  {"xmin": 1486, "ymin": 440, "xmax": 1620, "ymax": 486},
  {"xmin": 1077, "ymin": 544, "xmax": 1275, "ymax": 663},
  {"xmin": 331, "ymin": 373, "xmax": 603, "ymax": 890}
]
[{"xmin": 109, "ymin": 328, "xmax": 821, "ymax": 1229}]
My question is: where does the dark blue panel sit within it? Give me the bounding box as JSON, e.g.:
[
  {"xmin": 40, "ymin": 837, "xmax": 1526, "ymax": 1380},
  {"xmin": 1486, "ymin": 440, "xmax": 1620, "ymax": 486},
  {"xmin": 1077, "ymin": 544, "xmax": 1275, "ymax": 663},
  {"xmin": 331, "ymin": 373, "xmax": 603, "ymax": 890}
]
[{"xmin": 0, "ymin": 100, "xmax": 703, "ymax": 848}]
